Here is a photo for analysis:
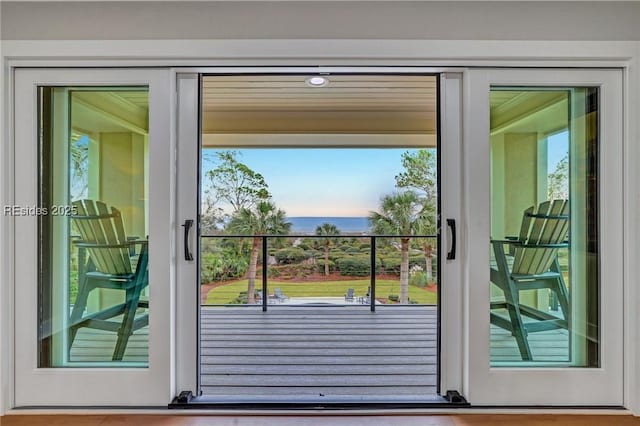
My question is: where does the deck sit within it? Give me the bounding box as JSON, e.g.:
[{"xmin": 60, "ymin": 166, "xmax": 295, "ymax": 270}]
[
  {"xmin": 200, "ymin": 306, "xmax": 438, "ymax": 400},
  {"xmin": 70, "ymin": 305, "xmax": 569, "ymax": 402}
]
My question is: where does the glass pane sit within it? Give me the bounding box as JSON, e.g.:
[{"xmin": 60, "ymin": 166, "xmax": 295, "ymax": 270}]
[
  {"xmin": 489, "ymin": 87, "xmax": 598, "ymax": 367},
  {"xmin": 38, "ymin": 87, "xmax": 150, "ymax": 367}
]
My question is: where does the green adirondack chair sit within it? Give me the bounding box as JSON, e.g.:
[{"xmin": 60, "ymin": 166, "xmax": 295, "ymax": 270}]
[
  {"xmin": 69, "ymin": 199, "xmax": 149, "ymax": 361},
  {"xmin": 490, "ymin": 199, "xmax": 570, "ymax": 361}
]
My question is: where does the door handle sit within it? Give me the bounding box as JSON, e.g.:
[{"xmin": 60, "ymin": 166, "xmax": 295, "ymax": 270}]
[
  {"xmin": 182, "ymin": 219, "xmax": 194, "ymax": 261},
  {"xmin": 446, "ymin": 218, "xmax": 456, "ymax": 260}
]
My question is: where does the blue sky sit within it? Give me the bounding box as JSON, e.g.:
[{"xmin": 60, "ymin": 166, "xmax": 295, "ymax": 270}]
[
  {"xmin": 547, "ymin": 130, "xmax": 569, "ymax": 171},
  {"xmin": 203, "ymin": 136, "xmax": 568, "ymax": 217},
  {"xmin": 203, "ymin": 148, "xmax": 420, "ymax": 217}
]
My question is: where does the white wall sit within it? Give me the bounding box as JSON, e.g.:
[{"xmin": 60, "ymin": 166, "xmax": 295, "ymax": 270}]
[
  {"xmin": 1, "ymin": 1, "xmax": 640, "ymax": 41},
  {"xmin": 0, "ymin": 1, "xmax": 5, "ymax": 415}
]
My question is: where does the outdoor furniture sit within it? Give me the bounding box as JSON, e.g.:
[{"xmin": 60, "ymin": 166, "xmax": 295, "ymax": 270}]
[
  {"xmin": 344, "ymin": 288, "xmax": 355, "ymax": 302},
  {"xmin": 490, "ymin": 199, "xmax": 570, "ymax": 361},
  {"xmin": 69, "ymin": 199, "xmax": 149, "ymax": 361},
  {"xmin": 274, "ymin": 287, "xmax": 289, "ymax": 303},
  {"xmin": 358, "ymin": 286, "xmax": 371, "ymax": 304}
]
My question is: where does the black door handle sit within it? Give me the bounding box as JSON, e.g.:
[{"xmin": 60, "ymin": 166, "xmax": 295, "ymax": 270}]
[
  {"xmin": 182, "ymin": 219, "xmax": 194, "ymax": 261},
  {"xmin": 446, "ymin": 218, "xmax": 456, "ymax": 260}
]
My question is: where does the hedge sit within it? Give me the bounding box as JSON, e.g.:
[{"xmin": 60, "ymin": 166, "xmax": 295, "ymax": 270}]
[
  {"xmin": 274, "ymin": 247, "xmax": 308, "ymax": 264},
  {"xmin": 336, "ymin": 256, "xmax": 381, "ymax": 276},
  {"xmin": 380, "ymin": 255, "xmax": 426, "ymax": 275}
]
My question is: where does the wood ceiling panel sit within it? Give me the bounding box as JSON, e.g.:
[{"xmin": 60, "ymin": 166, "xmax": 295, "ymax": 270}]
[
  {"xmin": 201, "ymin": 74, "xmax": 438, "ymax": 134},
  {"xmin": 203, "ymin": 111, "xmax": 436, "ymax": 134}
]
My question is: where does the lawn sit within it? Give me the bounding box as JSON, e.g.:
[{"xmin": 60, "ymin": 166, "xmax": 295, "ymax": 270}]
[{"xmin": 204, "ymin": 279, "xmax": 438, "ymax": 305}]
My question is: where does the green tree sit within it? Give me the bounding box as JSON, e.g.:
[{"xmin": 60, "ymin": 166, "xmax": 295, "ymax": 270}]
[
  {"xmin": 395, "ymin": 149, "xmax": 438, "ymax": 281},
  {"xmin": 69, "ymin": 134, "xmax": 89, "ymax": 200},
  {"xmin": 315, "ymin": 223, "xmax": 341, "ymax": 276},
  {"xmin": 395, "ymin": 149, "xmax": 437, "ymax": 199},
  {"xmin": 227, "ymin": 201, "xmax": 291, "ymax": 304},
  {"xmin": 369, "ymin": 191, "xmax": 430, "ymax": 303},
  {"xmin": 203, "ymin": 151, "xmax": 271, "ymax": 231},
  {"xmin": 548, "ymin": 154, "xmax": 569, "ymax": 200}
]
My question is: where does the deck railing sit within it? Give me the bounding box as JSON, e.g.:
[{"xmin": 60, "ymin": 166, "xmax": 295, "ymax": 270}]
[{"xmin": 200, "ymin": 234, "xmax": 438, "ymax": 311}]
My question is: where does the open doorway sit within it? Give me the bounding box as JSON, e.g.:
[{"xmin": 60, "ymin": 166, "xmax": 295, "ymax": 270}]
[{"xmin": 197, "ymin": 74, "xmax": 442, "ymax": 402}]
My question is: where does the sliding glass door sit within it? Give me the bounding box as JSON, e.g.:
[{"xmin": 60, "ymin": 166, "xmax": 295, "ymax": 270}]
[
  {"xmin": 9, "ymin": 66, "xmax": 624, "ymax": 408},
  {"xmin": 465, "ymin": 69, "xmax": 623, "ymax": 405},
  {"xmin": 13, "ymin": 69, "xmax": 172, "ymax": 406}
]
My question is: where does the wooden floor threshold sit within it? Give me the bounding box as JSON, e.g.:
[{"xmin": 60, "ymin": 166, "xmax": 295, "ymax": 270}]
[{"xmin": 2, "ymin": 414, "xmax": 639, "ymax": 426}]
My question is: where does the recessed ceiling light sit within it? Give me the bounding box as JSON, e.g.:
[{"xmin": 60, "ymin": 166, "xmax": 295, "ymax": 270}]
[{"xmin": 305, "ymin": 76, "xmax": 329, "ymax": 87}]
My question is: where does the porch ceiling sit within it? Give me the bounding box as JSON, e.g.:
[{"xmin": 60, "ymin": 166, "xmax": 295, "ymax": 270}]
[{"xmin": 201, "ymin": 75, "xmax": 438, "ymax": 136}]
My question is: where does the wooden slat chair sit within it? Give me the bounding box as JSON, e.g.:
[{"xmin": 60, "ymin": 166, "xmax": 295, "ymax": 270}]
[
  {"xmin": 69, "ymin": 199, "xmax": 149, "ymax": 361},
  {"xmin": 490, "ymin": 199, "xmax": 570, "ymax": 361}
]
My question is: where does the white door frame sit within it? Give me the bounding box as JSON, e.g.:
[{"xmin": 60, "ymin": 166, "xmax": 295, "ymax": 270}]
[
  {"xmin": 1, "ymin": 39, "xmax": 635, "ymax": 412},
  {"xmin": 176, "ymin": 73, "xmax": 200, "ymax": 396},
  {"xmin": 464, "ymin": 68, "xmax": 624, "ymax": 405},
  {"xmin": 174, "ymin": 68, "xmax": 465, "ymax": 399},
  {"xmin": 12, "ymin": 68, "xmax": 175, "ymax": 406}
]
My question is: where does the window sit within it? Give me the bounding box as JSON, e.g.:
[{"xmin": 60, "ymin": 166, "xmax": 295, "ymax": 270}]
[{"xmin": 38, "ymin": 87, "xmax": 150, "ymax": 367}]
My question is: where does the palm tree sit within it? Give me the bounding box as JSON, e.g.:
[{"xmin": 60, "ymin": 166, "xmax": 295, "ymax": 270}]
[
  {"xmin": 227, "ymin": 201, "xmax": 291, "ymax": 304},
  {"xmin": 369, "ymin": 191, "xmax": 429, "ymax": 304},
  {"xmin": 414, "ymin": 199, "xmax": 437, "ymax": 283},
  {"xmin": 315, "ymin": 223, "xmax": 341, "ymax": 276}
]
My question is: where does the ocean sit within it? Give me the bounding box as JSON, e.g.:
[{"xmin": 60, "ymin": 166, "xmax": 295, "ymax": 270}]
[{"xmin": 288, "ymin": 217, "xmax": 370, "ymax": 234}]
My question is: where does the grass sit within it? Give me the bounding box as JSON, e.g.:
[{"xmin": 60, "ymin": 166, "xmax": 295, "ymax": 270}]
[{"xmin": 204, "ymin": 279, "xmax": 438, "ymax": 305}]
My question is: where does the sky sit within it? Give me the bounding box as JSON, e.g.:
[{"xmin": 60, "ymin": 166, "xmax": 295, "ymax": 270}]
[
  {"xmin": 547, "ymin": 130, "xmax": 569, "ymax": 172},
  {"xmin": 202, "ymin": 135, "xmax": 568, "ymax": 218},
  {"xmin": 202, "ymin": 148, "xmax": 419, "ymax": 217}
]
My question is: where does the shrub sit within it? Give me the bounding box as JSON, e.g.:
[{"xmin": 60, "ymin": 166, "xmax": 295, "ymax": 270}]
[
  {"xmin": 329, "ymin": 250, "xmax": 346, "ymax": 262},
  {"xmin": 381, "ymin": 256, "xmax": 426, "ymax": 275},
  {"xmin": 336, "ymin": 256, "xmax": 381, "ymax": 276},
  {"xmin": 274, "ymin": 247, "xmax": 307, "ymax": 264},
  {"xmin": 336, "ymin": 256, "xmax": 370, "ymax": 276},
  {"xmin": 267, "ymin": 266, "xmax": 281, "ymax": 278},
  {"xmin": 268, "ymin": 264, "xmax": 316, "ymax": 279},
  {"xmin": 345, "ymin": 247, "xmax": 362, "ymax": 254},
  {"xmin": 201, "ymin": 251, "xmax": 248, "ymax": 283},
  {"xmin": 304, "ymin": 249, "xmax": 321, "ymax": 258},
  {"xmin": 388, "ymin": 294, "xmax": 399, "ymax": 302},
  {"xmin": 409, "ymin": 269, "xmax": 429, "ymax": 288},
  {"xmin": 338, "ymin": 244, "xmax": 353, "ymax": 252},
  {"xmin": 229, "ymin": 290, "xmax": 260, "ymax": 305},
  {"xmin": 316, "ymin": 258, "xmax": 336, "ymax": 273}
]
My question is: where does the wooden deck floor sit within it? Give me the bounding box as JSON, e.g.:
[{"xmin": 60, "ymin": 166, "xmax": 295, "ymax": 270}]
[{"xmin": 200, "ymin": 306, "xmax": 438, "ymax": 401}]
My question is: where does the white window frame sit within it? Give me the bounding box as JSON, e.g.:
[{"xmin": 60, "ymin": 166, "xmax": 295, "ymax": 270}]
[
  {"xmin": 11, "ymin": 68, "xmax": 175, "ymax": 407},
  {"xmin": 464, "ymin": 68, "xmax": 624, "ymax": 405}
]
